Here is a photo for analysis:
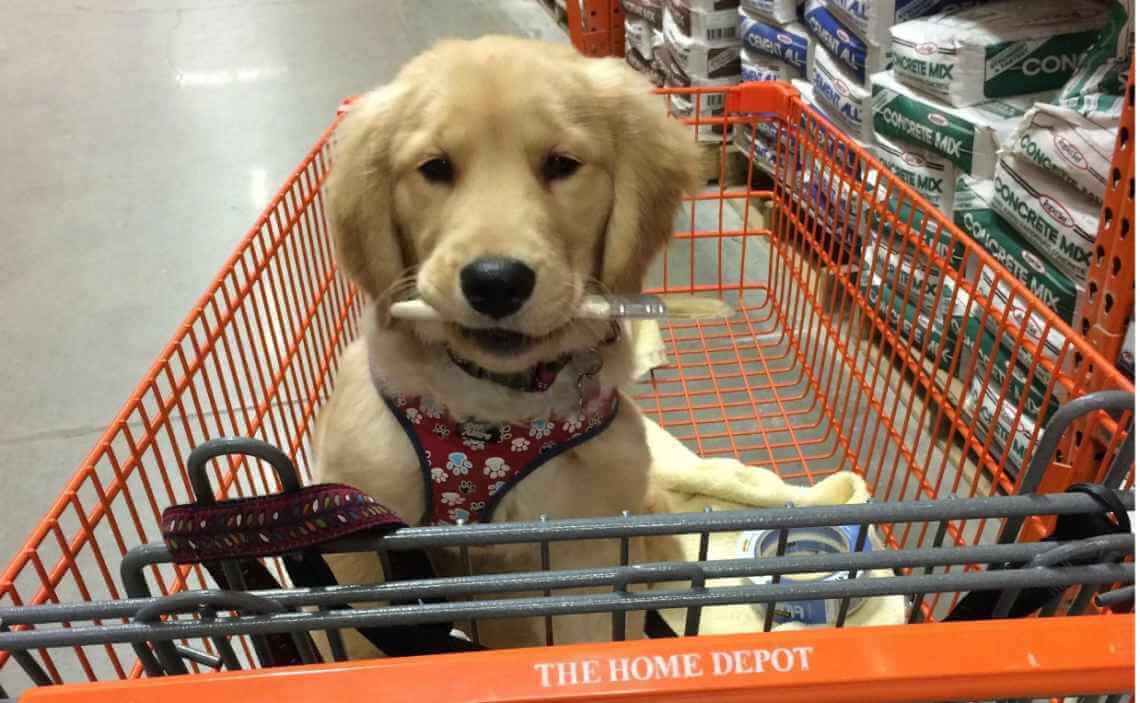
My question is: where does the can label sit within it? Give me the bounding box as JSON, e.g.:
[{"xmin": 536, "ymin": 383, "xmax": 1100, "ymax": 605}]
[{"xmin": 737, "ymin": 525, "xmax": 872, "ymax": 626}]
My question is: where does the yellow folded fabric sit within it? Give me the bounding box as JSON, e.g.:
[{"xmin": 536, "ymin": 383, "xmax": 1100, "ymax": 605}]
[
  {"xmin": 642, "ymin": 416, "xmax": 906, "ymax": 634},
  {"xmin": 629, "ymin": 319, "xmax": 669, "ymax": 379}
]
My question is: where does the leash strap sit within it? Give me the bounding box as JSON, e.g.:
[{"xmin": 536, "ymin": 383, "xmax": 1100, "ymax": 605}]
[
  {"xmin": 644, "ymin": 609, "xmax": 679, "ymax": 638},
  {"xmin": 162, "ymin": 440, "xmax": 483, "ymax": 666},
  {"xmin": 163, "ymin": 484, "xmax": 405, "ymax": 562},
  {"xmin": 198, "ymin": 558, "xmax": 311, "ymax": 665}
]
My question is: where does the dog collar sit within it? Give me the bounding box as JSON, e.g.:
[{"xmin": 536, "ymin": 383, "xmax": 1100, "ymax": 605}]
[
  {"xmin": 447, "ymin": 350, "xmax": 570, "ymax": 393},
  {"xmin": 445, "ymin": 321, "xmax": 622, "ymax": 394}
]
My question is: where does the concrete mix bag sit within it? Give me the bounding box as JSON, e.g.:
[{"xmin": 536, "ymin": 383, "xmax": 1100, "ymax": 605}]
[
  {"xmin": 628, "ymin": 53, "xmax": 666, "ymax": 86},
  {"xmin": 1119, "ymin": 320, "xmax": 1135, "ymax": 378},
  {"xmin": 890, "ymin": 0, "xmax": 1107, "ymax": 108},
  {"xmin": 867, "ymin": 191, "xmax": 964, "ymax": 268},
  {"xmin": 1006, "ymin": 95, "xmax": 1125, "ymax": 204},
  {"xmin": 873, "ymin": 132, "xmax": 958, "ymax": 214},
  {"xmin": 864, "ymin": 272, "xmax": 967, "ymax": 373},
  {"xmin": 794, "ymin": 78, "xmax": 872, "ymax": 259},
  {"xmin": 1061, "ymin": 0, "xmax": 1133, "ymax": 101},
  {"xmin": 665, "ymin": 9, "xmax": 743, "ymax": 79},
  {"xmin": 626, "ymin": 45, "xmax": 665, "ymax": 86},
  {"xmin": 742, "ymin": 47, "xmax": 801, "ymax": 81},
  {"xmin": 848, "ymin": 172, "xmax": 965, "ymax": 287},
  {"xmin": 862, "ymin": 239, "xmax": 958, "ymax": 321},
  {"xmin": 803, "ymin": 0, "xmax": 890, "ymax": 86},
  {"xmin": 871, "ymin": 71, "xmax": 1053, "ymax": 178},
  {"xmin": 962, "ymin": 375, "xmax": 1040, "ymax": 476},
  {"xmin": 960, "ymin": 311, "xmax": 1064, "ymax": 421},
  {"xmin": 742, "ymin": 0, "xmax": 803, "ymax": 24},
  {"xmin": 626, "ymin": 17, "xmax": 666, "ymax": 85},
  {"xmin": 794, "ymin": 76, "xmax": 878, "ymax": 177},
  {"xmin": 991, "ymin": 153, "xmax": 1099, "ymax": 284},
  {"xmin": 666, "ymin": 0, "xmax": 742, "ymax": 45},
  {"xmin": 739, "ymin": 9, "xmax": 812, "ymax": 74},
  {"xmin": 810, "ymin": 44, "xmax": 873, "ymax": 142},
  {"xmin": 627, "ymin": 40, "xmax": 667, "ymax": 86},
  {"xmin": 954, "ymin": 175, "xmax": 1078, "ymax": 366},
  {"xmin": 824, "ymin": 0, "xmax": 987, "ymax": 46},
  {"xmin": 1021, "ymin": 0, "xmax": 1134, "ymax": 202},
  {"xmin": 794, "ymin": 78, "xmax": 874, "ymax": 180}
]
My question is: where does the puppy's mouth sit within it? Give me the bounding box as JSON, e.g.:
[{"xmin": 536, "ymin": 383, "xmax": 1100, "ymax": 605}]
[{"xmin": 455, "ymin": 325, "xmax": 543, "ymax": 355}]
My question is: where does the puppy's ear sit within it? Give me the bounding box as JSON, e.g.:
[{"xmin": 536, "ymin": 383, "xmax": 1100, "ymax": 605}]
[
  {"xmin": 326, "ymin": 84, "xmax": 408, "ymax": 301},
  {"xmin": 589, "ymin": 60, "xmax": 703, "ymax": 294}
]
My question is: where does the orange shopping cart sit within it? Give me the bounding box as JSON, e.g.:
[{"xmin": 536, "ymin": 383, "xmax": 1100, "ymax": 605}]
[{"xmin": 0, "ymin": 82, "xmax": 1134, "ymax": 702}]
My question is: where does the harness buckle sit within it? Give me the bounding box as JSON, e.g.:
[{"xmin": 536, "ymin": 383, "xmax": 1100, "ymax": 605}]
[{"xmin": 573, "ymin": 321, "xmax": 621, "ymax": 413}]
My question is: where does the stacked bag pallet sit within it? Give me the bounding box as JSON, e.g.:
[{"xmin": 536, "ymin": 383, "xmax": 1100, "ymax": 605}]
[
  {"xmin": 733, "ymin": 0, "xmax": 811, "ymax": 171},
  {"xmin": 739, "ymin": 0, "xmax": 810, "ymax": 82},
  {"xmin": 865, "ymin": 0, "xmax": 1126, "ymax": 476},
  {"xmin": 809, "ymin": 1, "xmax": 1024, "ymax": 380},
  {"xmin": 623, "ymin": 0, "xmax": 667, "ymax": 85},
  {"xmin": 801, "ymin": 0, "xmax": 892, "ymax": 144},
  {"xmin": 794, "ymin": 0, "xmax": 1009, "ymax": 317},
  {"xmin": 662, "ymin": 0, "xmax": 745, "ymax": 141},
  {"xmin": 619, "ymin": 0, "xmax": 1128, "ymax": 479}
]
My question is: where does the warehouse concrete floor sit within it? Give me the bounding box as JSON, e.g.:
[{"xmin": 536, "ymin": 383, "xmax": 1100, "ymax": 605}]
[{"xmin": 0, "ymin": 0, "xmax": 568, "ymax": 567}]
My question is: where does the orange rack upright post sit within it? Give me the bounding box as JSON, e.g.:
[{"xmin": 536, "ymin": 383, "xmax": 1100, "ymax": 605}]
[
  {"xmin": 566, "ymin": 0, "xmax": 625, "ymax": 57},
  {"xmin": 1051, "ymin": 62, "xmax": 1136, "ymax": 493}
]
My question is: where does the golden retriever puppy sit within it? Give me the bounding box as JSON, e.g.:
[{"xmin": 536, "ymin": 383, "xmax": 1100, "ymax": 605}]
[{"xmin": 313, "ymin": 36, "xmax": 700, "ymax": 655}]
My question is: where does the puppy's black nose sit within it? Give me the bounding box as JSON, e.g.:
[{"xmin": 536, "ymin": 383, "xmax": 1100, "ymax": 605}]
[{"xmin": 460, "ymin": 258, "xmax": 536, "ymax": 319}]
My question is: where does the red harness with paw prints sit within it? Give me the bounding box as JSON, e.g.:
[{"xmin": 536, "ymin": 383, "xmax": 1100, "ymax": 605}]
[{"xmin": 383, "ymin": 389, "xmax": 618, "ymax": 525}]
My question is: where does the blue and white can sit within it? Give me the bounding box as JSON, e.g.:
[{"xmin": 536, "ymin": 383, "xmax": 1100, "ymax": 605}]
[{"xmin": 738, "ymin": 524, "xmax": 873, "ymax": 626}]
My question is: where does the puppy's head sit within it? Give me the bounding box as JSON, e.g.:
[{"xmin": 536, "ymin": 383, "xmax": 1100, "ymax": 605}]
[{"xmin": 328, "ymin": 36, "xmax": 701, "ymax": 373}]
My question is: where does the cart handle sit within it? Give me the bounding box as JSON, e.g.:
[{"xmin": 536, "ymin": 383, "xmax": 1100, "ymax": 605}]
[
  {"xmin": 187, "ymin": 438, "xmax": 302, "ymax": 505},
  {"xmin": 1001, "ymin": 390, "xmax": 1134, "ymax": 545}
]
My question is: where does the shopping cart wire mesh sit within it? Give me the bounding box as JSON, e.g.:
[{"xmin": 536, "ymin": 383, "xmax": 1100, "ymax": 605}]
[{"xmin": 0, "ymin": 82, "xmax": 1134, "ymax": 701}]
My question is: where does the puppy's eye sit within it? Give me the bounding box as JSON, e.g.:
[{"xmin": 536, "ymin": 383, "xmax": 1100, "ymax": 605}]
[
  {"xmin": 542, "ymin": 154, "xmax": 582, "ymax": 182},
  {"xmin": 418, "ymin": 157, "xmax": 454, "ymax": 184}
]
